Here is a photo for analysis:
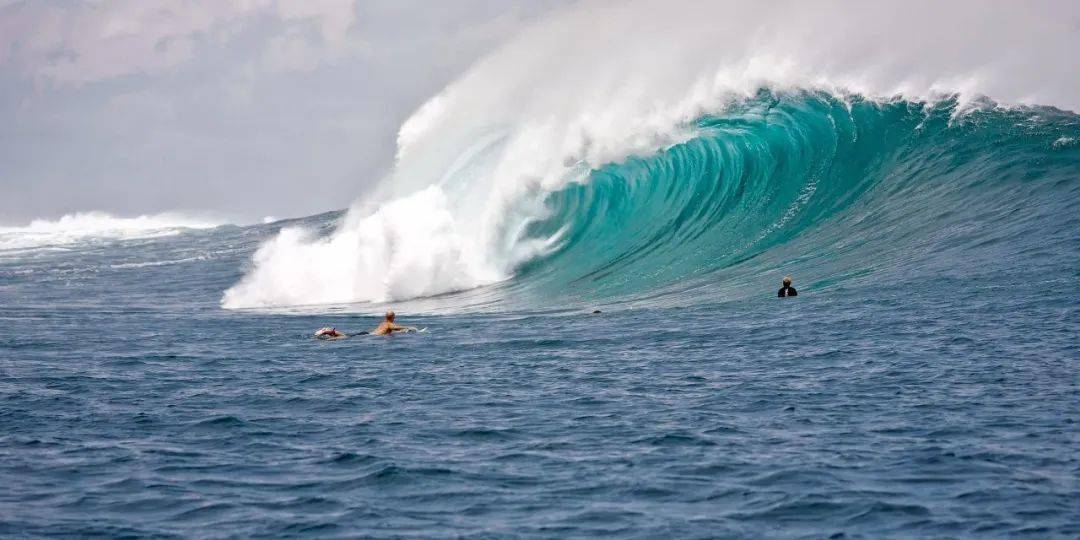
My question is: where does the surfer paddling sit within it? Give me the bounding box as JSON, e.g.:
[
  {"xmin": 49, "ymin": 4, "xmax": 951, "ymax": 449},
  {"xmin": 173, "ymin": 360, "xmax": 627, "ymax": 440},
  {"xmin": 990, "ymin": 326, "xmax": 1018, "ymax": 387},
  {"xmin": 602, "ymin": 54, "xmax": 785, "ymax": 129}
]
[
  {"xmin": 371, "ymin": 310, "xmax": 418, "ymax": 335},
  {"xmin": 314, "ymin": 309, "xmax": 418, "ymax": 339}
]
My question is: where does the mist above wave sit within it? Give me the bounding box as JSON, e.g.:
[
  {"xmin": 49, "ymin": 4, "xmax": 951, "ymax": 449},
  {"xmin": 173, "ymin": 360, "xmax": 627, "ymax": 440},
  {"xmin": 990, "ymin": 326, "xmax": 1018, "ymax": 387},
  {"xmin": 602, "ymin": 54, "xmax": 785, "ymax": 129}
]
[{"xmin": 222, "ymin": 0, "xmax": 1080, "ymax": 310}]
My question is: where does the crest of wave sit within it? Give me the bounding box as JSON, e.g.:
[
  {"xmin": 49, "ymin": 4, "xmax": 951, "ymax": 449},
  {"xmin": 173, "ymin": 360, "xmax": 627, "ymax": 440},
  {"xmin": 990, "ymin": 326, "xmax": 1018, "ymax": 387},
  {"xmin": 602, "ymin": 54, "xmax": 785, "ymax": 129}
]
[{"xmin": 221, "ymin": 0, "xmax": 1079, "ymax": 309}]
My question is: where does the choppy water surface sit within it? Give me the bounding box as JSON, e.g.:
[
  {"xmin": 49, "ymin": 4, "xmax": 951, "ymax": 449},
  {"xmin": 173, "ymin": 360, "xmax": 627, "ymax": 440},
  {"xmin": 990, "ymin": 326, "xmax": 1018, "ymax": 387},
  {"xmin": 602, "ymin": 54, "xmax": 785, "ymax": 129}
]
[
  {"xmin": 2, "ymin": 95, "xmax": 1079, "ymax": 537},
  {"xmin": 1, "ymin": 244, "xmax": 1077, "ymax": 537}
]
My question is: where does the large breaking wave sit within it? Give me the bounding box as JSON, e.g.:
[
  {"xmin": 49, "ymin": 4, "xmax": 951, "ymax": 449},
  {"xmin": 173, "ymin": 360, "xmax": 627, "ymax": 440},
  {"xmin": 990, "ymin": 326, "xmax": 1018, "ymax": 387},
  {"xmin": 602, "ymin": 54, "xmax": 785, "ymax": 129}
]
[{"xmin": 222, "ymin": 0, "xmax": 1080, "ymax": 310}]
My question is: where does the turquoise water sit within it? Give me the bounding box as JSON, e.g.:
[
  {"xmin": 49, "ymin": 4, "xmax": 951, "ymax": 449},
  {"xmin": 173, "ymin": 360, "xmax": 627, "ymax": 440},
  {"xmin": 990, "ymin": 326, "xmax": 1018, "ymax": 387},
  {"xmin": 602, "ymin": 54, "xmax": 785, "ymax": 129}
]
[
  {"xmin": 1, "ymin": 93, "xmax": 1078, "ymax": 537},
  {"xmin": 517, "ymin": 93, "xmax": 1080, "ymax": 310}
]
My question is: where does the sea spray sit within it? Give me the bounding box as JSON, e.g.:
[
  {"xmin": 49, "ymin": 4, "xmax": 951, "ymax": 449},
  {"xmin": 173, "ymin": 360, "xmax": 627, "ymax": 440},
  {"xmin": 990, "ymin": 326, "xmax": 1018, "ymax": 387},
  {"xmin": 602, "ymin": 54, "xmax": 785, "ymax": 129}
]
[{"xmin": 223, "ymin": 0, "xmax": 1080, "ymax": 309}]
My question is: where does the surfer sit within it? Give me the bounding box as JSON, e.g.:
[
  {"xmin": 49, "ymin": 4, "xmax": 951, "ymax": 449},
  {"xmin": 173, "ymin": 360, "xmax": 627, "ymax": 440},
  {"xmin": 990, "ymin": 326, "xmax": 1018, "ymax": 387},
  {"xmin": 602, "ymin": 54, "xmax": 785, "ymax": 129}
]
[
  {"xmin": 314, "ymin": 327, "xmax": 349, "ymax": 339},
  {"xmin": 778, "ymin": 276, "xmax": 798, "ymax": 298},
  {"xmin": 314, "ymin": 310, "xmax": 417, "ymax": 339},
  {"xmin": 371, "ymin": 310, "xmax": 417, "ymax": 335}
]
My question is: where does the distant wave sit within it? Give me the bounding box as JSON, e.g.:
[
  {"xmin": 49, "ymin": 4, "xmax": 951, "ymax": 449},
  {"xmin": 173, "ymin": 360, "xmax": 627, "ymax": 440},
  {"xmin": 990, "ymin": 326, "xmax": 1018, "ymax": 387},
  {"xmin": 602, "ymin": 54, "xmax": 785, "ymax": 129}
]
[
  {"xmin": 0, "ymin": 211, "xmax": 226, "ymax": 251},
  {"xmin": 223, "ymin": 0, "xmax": 1080, "ymax": 309}
]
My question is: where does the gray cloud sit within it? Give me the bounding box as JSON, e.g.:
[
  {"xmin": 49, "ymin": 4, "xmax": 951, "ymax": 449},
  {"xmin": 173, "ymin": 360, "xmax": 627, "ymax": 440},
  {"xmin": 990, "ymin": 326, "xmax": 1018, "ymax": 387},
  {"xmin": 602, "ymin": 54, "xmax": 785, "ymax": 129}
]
[{"xmin": 0, "ymin": 0, "xmax": 571, "ymax": 224}]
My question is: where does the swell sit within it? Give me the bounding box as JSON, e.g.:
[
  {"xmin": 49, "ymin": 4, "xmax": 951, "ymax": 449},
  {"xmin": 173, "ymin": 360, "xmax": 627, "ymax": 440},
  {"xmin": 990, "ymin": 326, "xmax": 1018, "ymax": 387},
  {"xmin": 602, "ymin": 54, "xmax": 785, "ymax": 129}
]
[
  {"xmin": 214, "ymin": 94, "xmax": 1080, "ymax": 313},
  {"xmin": 220, "ymin": 0, "xmax": 1080, "ymax": 311},
  {"xmin": 502, "ymin": 92, "xmax": 1080, "ymax": 308},
  {"xmin": 4, "ymin": 94, "xmax": 1077, "ymax": 314}
]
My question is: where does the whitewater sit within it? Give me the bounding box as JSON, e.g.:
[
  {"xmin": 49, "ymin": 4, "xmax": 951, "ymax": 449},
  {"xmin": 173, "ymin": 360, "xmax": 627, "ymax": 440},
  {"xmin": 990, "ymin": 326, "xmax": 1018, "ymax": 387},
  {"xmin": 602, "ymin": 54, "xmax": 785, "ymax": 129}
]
[
  {"xmin": 222, "ymin": 0, "xmax": 1080, "ymax": 309},
  {"xmin": 2, "ymin": 0, "xmax": 1079, "ymax": 537},
  {"xmin": 0, "ymin": 212, "xmax": 225, "ymax": 251}
]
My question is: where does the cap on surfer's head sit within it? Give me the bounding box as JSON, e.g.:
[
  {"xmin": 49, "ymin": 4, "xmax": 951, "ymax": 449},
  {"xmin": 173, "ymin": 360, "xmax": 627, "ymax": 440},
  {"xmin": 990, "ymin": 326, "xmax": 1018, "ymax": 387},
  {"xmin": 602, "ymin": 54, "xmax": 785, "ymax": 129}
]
[
  {"xmin": 783, "ymin": 276, "xmax": 792, "ymax": 286},
  {"xmin": 386, "ymin": 310, "xmax": 395, "ymax": 321}
]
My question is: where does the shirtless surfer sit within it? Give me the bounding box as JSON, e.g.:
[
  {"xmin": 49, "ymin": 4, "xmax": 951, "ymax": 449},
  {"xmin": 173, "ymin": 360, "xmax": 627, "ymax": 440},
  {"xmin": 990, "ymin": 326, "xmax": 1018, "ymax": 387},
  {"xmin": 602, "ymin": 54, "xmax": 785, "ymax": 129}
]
[
  {"xmin": 371, "ymin": 310, "xmax": 417, "ymax": 335},
  {"xmin": 315, "ymin": 310, "xmax": 418, "ymax": 339}
]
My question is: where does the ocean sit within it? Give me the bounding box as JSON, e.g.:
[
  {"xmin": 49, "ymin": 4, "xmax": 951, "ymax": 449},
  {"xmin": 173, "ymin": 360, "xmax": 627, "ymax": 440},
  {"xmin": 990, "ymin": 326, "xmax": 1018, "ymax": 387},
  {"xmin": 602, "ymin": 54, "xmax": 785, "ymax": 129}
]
[{"xmin": 2, "ymin": 91, "xmax": 1078, "ymax": 537}]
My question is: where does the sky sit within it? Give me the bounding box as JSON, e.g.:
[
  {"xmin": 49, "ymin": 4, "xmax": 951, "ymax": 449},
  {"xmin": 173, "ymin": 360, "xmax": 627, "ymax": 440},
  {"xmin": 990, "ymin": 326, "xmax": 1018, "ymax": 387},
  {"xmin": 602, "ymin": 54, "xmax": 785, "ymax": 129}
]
[{"xmin": 0, "ymin": 0, "xmax": 571, "ymax": 225}]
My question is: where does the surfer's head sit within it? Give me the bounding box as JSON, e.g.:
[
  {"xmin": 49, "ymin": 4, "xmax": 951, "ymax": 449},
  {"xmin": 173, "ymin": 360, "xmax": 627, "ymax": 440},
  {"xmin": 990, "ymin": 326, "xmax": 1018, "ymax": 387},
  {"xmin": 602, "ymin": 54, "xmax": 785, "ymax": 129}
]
[
  {"xmin": 385, "ymin": 310, "xmax": 395, "ymax": 322},
  {"xmin": 783, "ymin": 276, "xmax": 792, "ymax": 286}
]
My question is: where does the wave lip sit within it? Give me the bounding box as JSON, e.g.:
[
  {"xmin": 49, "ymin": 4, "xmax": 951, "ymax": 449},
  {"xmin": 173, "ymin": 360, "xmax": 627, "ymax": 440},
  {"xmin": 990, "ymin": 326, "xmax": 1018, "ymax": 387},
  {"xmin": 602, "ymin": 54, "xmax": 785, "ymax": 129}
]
[
  {"xmin": 223, "ymin": 90, "xmax": 1080, "ymax": 313},
  {"xmin": 0, "ymin": 211, "xmax": 226, "ymax": 251},
  {"xmin": 223, "ymin": 0, "xmax": 1080, "ymax": 311}
]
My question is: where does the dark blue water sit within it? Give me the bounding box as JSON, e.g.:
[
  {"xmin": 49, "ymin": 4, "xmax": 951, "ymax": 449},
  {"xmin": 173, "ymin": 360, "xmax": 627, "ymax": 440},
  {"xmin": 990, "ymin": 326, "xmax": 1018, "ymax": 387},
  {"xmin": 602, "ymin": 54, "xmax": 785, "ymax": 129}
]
[{"xmin": 2, "ymin": 96, "xmax": 1079, "ymax": 537}]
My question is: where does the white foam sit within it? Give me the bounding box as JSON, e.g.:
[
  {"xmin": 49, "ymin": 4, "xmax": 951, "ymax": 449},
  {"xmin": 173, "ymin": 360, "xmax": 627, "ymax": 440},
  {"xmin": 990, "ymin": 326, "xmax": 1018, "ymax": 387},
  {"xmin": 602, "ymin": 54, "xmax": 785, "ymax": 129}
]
[
  {"xmin": 0, "ymin": 211, "xmax": 224, "ymax": 250},
  {"xmin": 1052, "ymin": 136, "xmax": 1077, "ymax": 149},
  {"xmin": 222, "ymin": 185, "xmax": 508, "ymax": 308},
  {"xmin": 223, "ymin": 0, "xmax": 1080, "ymax": 309}
]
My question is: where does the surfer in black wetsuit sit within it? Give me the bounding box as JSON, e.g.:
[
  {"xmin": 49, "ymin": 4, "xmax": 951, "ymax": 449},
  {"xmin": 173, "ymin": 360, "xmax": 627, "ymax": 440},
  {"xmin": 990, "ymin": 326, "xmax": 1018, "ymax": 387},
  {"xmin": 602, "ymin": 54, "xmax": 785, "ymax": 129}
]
[{"xmin": 778, "ymin": 276, "xmax": 798, "ymax": 298}]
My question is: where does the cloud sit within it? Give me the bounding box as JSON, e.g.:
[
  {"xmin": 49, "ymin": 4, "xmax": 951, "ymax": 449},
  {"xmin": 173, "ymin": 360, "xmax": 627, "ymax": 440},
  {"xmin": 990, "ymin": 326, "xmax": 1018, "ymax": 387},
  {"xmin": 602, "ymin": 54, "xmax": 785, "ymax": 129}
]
[
  {"xmin": 275, "ymin": 0, "xmax": 356, "ymax": 45},
  {"xmin": 0, "ymin": 0, "xmax": 364, "ymax": 85},
  {"xmin": 0, "ymin": 0, "xmax": 568, "ymax": 224},
  {"xmin": 261, "ymin": 1, "xmax": 369, "ymax": 73}
]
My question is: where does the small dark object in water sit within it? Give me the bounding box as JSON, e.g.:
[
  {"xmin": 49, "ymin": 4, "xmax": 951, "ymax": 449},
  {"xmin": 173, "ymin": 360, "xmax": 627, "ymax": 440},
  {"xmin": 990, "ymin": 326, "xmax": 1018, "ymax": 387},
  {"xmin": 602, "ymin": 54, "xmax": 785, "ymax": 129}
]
[
  {"xmin": 592, "ymin": 309, "xmax": 602, "ymax": 314},
  {"xmin": 778, "ymin": 275, "xmax": 798, "ymax": 297}
]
